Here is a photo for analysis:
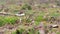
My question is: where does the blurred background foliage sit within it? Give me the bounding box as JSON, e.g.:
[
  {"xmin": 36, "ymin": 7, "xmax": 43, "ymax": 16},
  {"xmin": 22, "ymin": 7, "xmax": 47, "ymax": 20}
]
[{"xmin": 0, "ymin": 0, "xmax": 60, "ymax": 34}]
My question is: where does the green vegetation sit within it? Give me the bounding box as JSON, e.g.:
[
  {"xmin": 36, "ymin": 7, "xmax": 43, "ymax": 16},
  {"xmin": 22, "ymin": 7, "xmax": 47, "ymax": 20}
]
[
  {"xmin": 0, "ymin": 16, "xmax": 19, "ymax": 26},
  {"xmin": 56, "ymin": 32, "xmax": 60, "ymax": 34},
  {"xmin": 0, "ymin": 0, "xmax": 60, "ymax": 34},
  {"xmin": 21, "ymin": 4, "xmax": 32, "ymax": 10},
  {"xmin": 12, "ymin": 28, "xmax": 39, "ymax": 34}
]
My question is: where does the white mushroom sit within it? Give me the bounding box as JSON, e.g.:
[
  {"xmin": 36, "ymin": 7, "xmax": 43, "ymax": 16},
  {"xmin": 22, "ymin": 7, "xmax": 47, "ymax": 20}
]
[
  {"xmin": 52, "ymin": 25, "xmax": 58, "ymax": 28},
  {"xmin": 15, "ymin": 13, "xmax": 25, "ymax": 16}
]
